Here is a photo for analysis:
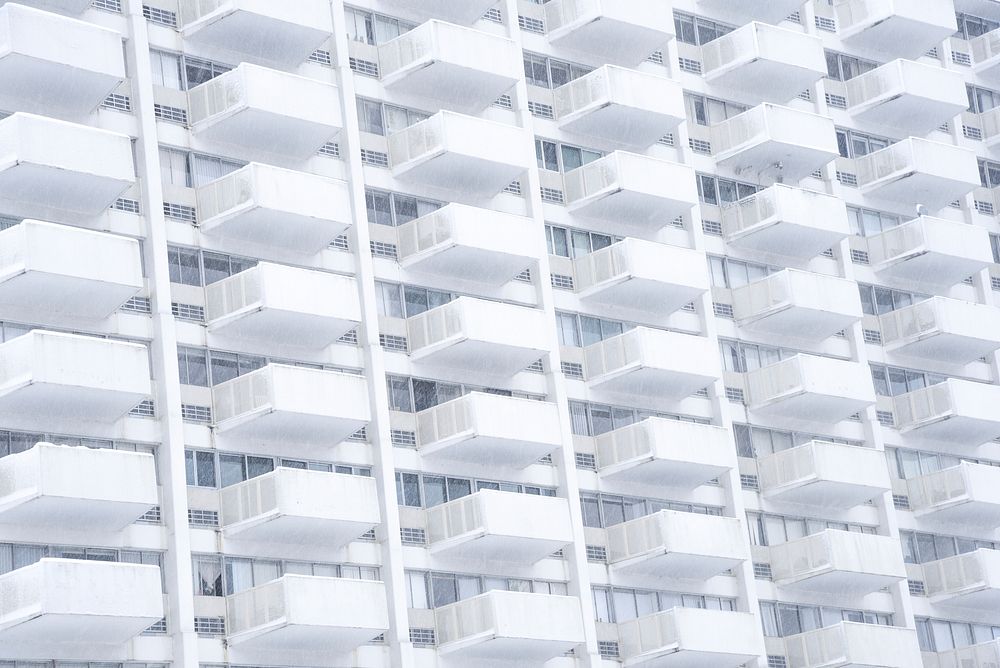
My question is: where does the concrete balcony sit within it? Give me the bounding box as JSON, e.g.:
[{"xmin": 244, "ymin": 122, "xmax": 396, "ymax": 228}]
[
  {"xmin": 226, "ymin": 576, "xmax": 388, "ymax": 664},
  {"xmin": 377, "ymin": 0, "xmax": 500, "ymax": 25},
  {"xmin": 379, "ymin": 20, "xmax": 520, "ymax": 113},
  {"xmin": 0, "ymin": 3, "xmax": 124, "ymax": 115},
  {"xmin": 220, "ymin": 468, "xmax": 379, "ymax": 548},
  {"xmin": 745, "ymin": 354, "xmax": 876, "ymax": 423},
  {"xmin": 696, "ymin": 0, "xmax": 809, "ymax": 24},
  {"xmin": 731, "ymin": 269, "xmax": 863, "ymax": 340},
  {"xmin": 907, "ymin": 462, "xmax": 1000, "ymax": 528},
  {"xmin": 835, "ymin": 0, "xmax": 959, "ymax": 59},
  {"xmin": 618, "ymin": 608, "xmax": 761, "ymax": 668},
  {"xmin": 595, "ymin": 417, "xmax": 732, "ymax": 489},
  {"xmin": 0, "ymin": 113, "xmax": 134, "ymax": 219},
  {"xmin": 563, "ymin": 152, "xmax": 698, "ymax": 235},
  {"xmin": 205, "ymin": 263, "xmax": 360, "ymax": 349},
  {"xmin": 435, "ymin": 591, "xmax": 585, "ymax": 662},
  {"xmin": 856, "ymin": 138, "xmax": 979, "ymax": 210},
  {"xmin": 880, "ymin": 297, "xmax": 1000, "ymax": 364},
  {"xmin": 196, "ymin": 163, "xmax": 353, "ymax": 257},
  {"xmin": 554, "ymin": 65, "xmax": 684, "ymax": 148},
  {"xmin": 584, "ymin": 328, "xmax": 721, "ymax": 401},
  {"xmin": 0, "ymin": 220, "xmax": 142, "ymax": 323},
  {"xmin": 212, "ymin": 365, "xmax": 370, "ymax": 451},
  {"xmin": 0, "ymin": 559, "xmax": 163, "ymax": 658},
  {"xmin": 893, "ymin": 379, "xmax": 1000, "ymax": 445},
  {"xmin": 188, "ymin": 63, "xmax": 341, "ymax": 159},
  {"xmin": 396, "ymin": 204, "xmax": 539, "ymax": 286},
  {"xmin": 388, "ymin": 111, "xmax": 532, "ymax": 199},
  {"xmin": 406, "ymin": 297, "xmax": 548, "ymax": 376},
  {"xmin": 923, "ymin": 548, "xmax": 1000, "ymax": 610},
  {"xmin": 426, "ymin": 490, "xmax": 573, "ymax": 563},
  {"xmin": 758, "ymin": 441, "xmax": 891, "ymax": 508},
  {"xmin": 770, "ymin": 530, "xmax": 905, "ymax": 594},
  {"xmin": 721, "ymin": 185, "xmax": 849, "ymax": 259},
  {"xmin": 178, "ymin": 0, "xmax": 333, "ymax": 67},
  {"xmin": 971, "ymin": 29, "xmax": 1000, "ymax": 82},
  {"xmin": 543, "ymin": 0, "xmax": 674, "ymax": 66},
  {"xmin": 846, "ymin": 59, "xmax": 967, "ymax": 135},
  {"xmin": 607, "ymin": 510, "xmax": 746, "ymax": 579},
  {"xmin": 866, "ymin": 217, "xmax": 992, "ymax": 288},
  {"xmin": 712, "ymin": 104, "xmax": 839, "ymax": 182},
  {"xmin": 784, "ymin": 622, "xmax": 922, "ymax": 668},
  {"xmin": 0, "ymin": 443, "xmax": 156, "ymax": 531},
  {"xmin": 415, "ymin": 393, "xmax": 562, "ymax": 469},
  {"xmin": 573, "ymin": 239, "xmax": 708, "ymax": 315},
  {"xmin": 0, "ymin": 331, "xmax": 150, "ymax": 428},
  {"xmin": 702, "ymin": 22, "xmax": 825, "ymax": 103}
]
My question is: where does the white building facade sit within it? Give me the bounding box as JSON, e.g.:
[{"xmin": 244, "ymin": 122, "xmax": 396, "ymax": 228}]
[{"xmin": 0, "ymin": 0, "xmax": 999, "ymax": 666}]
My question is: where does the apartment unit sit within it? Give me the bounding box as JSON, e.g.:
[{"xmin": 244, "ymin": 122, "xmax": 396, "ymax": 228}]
[{"xmin": 0, "ymin": 0, "xmax": 999, "ymax": 666}]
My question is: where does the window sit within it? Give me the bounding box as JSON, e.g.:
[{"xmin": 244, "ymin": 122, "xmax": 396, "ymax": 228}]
[
  {"xmin": 523, "ymin": 52, "xmax": 592, "ymax": 88},
  {"xmin": 707, "ymin": 255, "xmax": 774, "ymax": 288},
  {"xmin": 345, "ymin": 6, "xmax": 415, "ymax": 45},
  {"xmin": 403, "ymin": 285, "xmax": 454, "ymax": 317},
  {"xmin": 534, "ymin": 139, "xmax": 602, "ymax": 172},
  {"xmin": 568, "ymin": 401, "xmax": 707, "ymax": 437},
  {"xmin": 697, "ymin": 174, "xmax": 758, "ymax": 206},
  {"xmin": 857, "ymin": 283, "xmax": 928, "ymax": 315},
  {"xmin": 684, "ymin": 93, "xmax": 748, "ymax": 126},
  {"xmin": 593, "ymin": 586, "xmax": 735, "ymax": 622},
  {"xmin": 184, "ymin": 450, "xmax": 368, "ymax": 489},
  {"xmin": 885, "ymin": 447, "xmax": 999, "ymax": 481},
  {"xmin": 916, "ymin": 617, "xmax": 1000, "ymax": 652},
  {"xmin": 732, "ymin": 423, "xmax": 859, "ymax": 458},
  {"xmin": 968, "ymin": 84, "xmax": 1000, "ymax": 114},
  {"xmin": 177, "ymin": 347, "xmax": 209, "ymax": 387},
  {"xmin": 383, "ymin": 376, "xmax": 543, "ymax": 413},
  {"xmin": 394, "ymin": 471, "xmax": 555, "ymax": 508},
  {"xmin": 747, "ymin": 512, "xmax": 877, "ymax": 547},
  {"xmin": 356, "ymin": 98, "xmax": 429, "ymax": 136},
  {"xmin": 956, "ymin": 12, "xmax": 1000, "ymax": 40},
  {"xmin": 365, "ymin": 188, "xmax": 442, "ymax": 227},
  {"xmin": 149, "ymin": 50, "xmax": 231, "ymax": 90},
  {"xmin": 159, "ymin": 148, "xmax": 244, "ymax": 189},
  {"xmin": 405, "ymin": 569, "xmax": 567, "ymax": 608},
  {"xmin": 836, "ymin": 128, "xmax": 892, "ymax": 159},
  {"xmin": 554, "ymin": 312, "xmax": 637, "ymax": 348},
  {"xmin": 760, "ymin": 601, "xmax": 891, "ymax": 637},
  {"xmin": 719, "ymin": 338, "xmax": 804, "ymax": 373},
  {"xmin": 845, "ymin": 206, "xmax": 903, "ymax": 237},
  {"xmin": 980, "ymin": 158, "xmax": 1000, "ymax": 188},
  {"xmin": 166, "ymin": 246, "xmax": 256, "ymax": 287},
  {"xmin": 545, "ymin": 225, "xmax": 618, "ymax": 258},
  {"xmin": 869, "ymin": 364, "xmax": 950, "ymax": 397},
  {"xmin": 900, "ymin": 529, "xmax": 999, "ymax": 564},
  {"xmin": 824, "ymin": 51, "xmax": 879, "ymax": 81},
  {"xmin": 580, "ymin": 492, "xmax": 722, "ymax": 528},
  {"xmin": 673, "ymin": 12, "xmax": 735, "ymax": 45},
  {"xmin": 195, "ymin": 554, "xmax": 377, "ymax": 597}
]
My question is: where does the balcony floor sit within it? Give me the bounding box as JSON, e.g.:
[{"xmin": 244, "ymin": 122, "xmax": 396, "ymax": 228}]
[
  {"xmin": 193, "ymin": 109, "xmax": 337, "ymax": 160},
  {"xmin": 200, "ymin": 206, "xmax": 348, "ymax": 257},
  {"xmin": 420, "ymin": 432, "xmax": 555, "ymax": 470},
  {"xmin": 411, "ymin": 338, "xmax": 544, "ymax": 377},
  {"xmin": 900, "ymin": 414, "xmax": 1000, "ymax": 445},
  {"xmin": 0, "ymin": 161, "xmax": 131, "ymax": 219},
  {"xmin": 393, "ymin": 152, "xmax": 526, "ymax": 200},
  {"xmin": 431, "ymin": 532, "xmax": 569, "ymax": 565},
  {"xmin": 763, "ymin": 479, "xmax": 887, "ymax": 509},
  {"xmin": 886, "ymin": 331, "xmax": 1000, "ymax": 364},
  {"xmin": 0, "ymin": 55, "xmax": 122, "ymax": 116},
  {"xmin": 776, "ymin": 569, "xmax": 902, "ymax": 595},
  {"xmin": 0, "ymin": 270, "xmax": 139, "ymax": 322},
  {"xmin": 0, "ymin": 494, "xmax": 154, "ymax": 532},
  {"xmin": 600, "ymin": 457, "xmax": 730, "ymax": 489},
  {"xmin": 385, "ymin": 63, "xmax": 516, "ymax": 113},
  {"xmin": 612, "ymin": 549, "xmax": 744, "ymax": 580},
  {"xmin": 589, "ymin": 367, "xmax": 715, "ymax": 402},
  {"xmin": 727, "ymin": 221, "xmax": 847, "ymax": 259}
]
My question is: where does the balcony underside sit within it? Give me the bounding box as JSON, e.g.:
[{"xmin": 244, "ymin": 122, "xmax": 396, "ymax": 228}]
[
  {"xmin": 384, "ymin": 62, "xmax": 515, "ymax": 113},
  {"xmin": 887, "ymin": 331, "xmax": 1000, "ymax": 364},
  {"xmin": 208, "ymin": 310, "xmax": 356, "ymax": 349},
  {"xmin": 0, "ymin": 54, "xmax": 121, "ymax": 115},
  {"xmin": 200, "ymin": 206, "xmax": 348, "ymax": 257},
  {"xmin": 439, "ymin": 635, "xmax": 578, "ymax": 664},
  {"xmin": 914, "ymin": 500, "xmax": 1000, "ymax": 528},
  {"xmin": 228, "ymin": 623, "xmax": 379, "ymax": 657},
  {"xmin": 763, "ymin": 479, "xmax": 885, "ymax": 509},
  {"xmin": 715, "ymin": 140, "xmax": 833, "ymax": 183},
  {"xmin": 578, "ymin": 277, "xmax": 703, "ymax": 315},
  {"xmin": 0, "ymin": 381, "xmax": 143, "ymax": 426},
  {"xmin": 932, "ymin": 587, "xmax": 1000, "ymax": 611},
  {"xmin": 589, "ymin": 366, "xmax": 713, "ymax": 402},
  {"xmin": 851, "ymin": 95, "xmax": 967, "ymax": 136},
  {"xmin": 400, "ymin": 244, "xmax": 529, "ymax": 286},
  {"xmin": 624, "ymin": 647, "xmax": 757, "ymax": 668},
  {"xmin": 568, "ymin": 190, "xmax": 693, "ymax": 229},
  {"xmin": 393, "ymin": 152, "xmax": 524, "ymax": 199},
  {"xmin": 0, "ymin": 161, "xmax": 130, "ymax": 218},
  {"xmin": 776, "ymin": 569, "xmax": 902, "ymax": 595},
  {"xmin": 214, "ymin": 411, "xmax": 366, "ymax": 453},
  {"xmin": 612, "ymin": 550, "xmax": 743, "ymax": 580},
  {"xmin": 194, "ymin": 110, "xmax": 336, "ymax": 159},
  {"xmin": 560, "ymin": 105, "xmax": 679, "ymax": 149},
  {"xmin": 900, "ymin": 414, "xmax": 1000, "ymax": 445},
  {"xmin": 727, "ymin": 220, "xmax": 846, "ymax": 259},
  {"xmin": 431, "ymin": 532, "xmax": 567, "ymax": 564},
  {"xmin": 411, "ymin": 338, "xmax": 543, "ymax": 376},
  {"xmin": 0, "ymin": 270, "xmax": 138, "ymax": 322},
  {"xmin": 600, "ymin": 457, "xmax": 729, "ymax": 489},
  {"xmin": 876, "ymin": 251, "xmax": 987, "ymax": 288},
  {"xmin": 707, "ymin": 61, "xmax": 821, "ymax": 105},
  {"xmin": 183, "ymin": 11, "xmax": 329, "ymax": 67},
  {"xmin": 0, "ymin": 494, "xmax": 152, "ymax": 532},
  {"xmin": 739, "ymin": 304, "xmax": 858, "ymax": 340},
  {"xmin": 223, "ymin": 514, "xmax": 373, "ymax": 548},
  {"xmin": 861, "ymin": 173, "xmax": 973, "ymax": 210},
  {"xmin": 420, "ymin": 432, "xmax": 554, "ymax": 470},
  {"xmin": 750, "ymin": 392, "xmax": 871, "ymax": 423}
]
